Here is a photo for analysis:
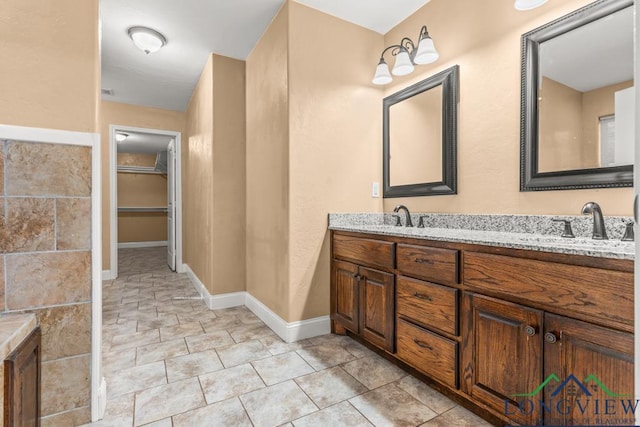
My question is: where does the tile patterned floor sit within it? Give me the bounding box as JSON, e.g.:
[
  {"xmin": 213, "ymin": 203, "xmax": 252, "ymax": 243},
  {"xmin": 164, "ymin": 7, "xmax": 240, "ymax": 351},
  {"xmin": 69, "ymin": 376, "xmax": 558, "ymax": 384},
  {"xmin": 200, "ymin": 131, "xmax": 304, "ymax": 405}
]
[{"xmin": 83, "ymin": 247, "xmax": 495, "ymax": 427}]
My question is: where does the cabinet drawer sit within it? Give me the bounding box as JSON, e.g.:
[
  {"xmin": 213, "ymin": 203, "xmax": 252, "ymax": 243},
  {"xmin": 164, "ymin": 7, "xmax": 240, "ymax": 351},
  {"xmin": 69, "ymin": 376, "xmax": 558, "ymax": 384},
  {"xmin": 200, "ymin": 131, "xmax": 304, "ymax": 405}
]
[
  {"xmin": 464, "ymin": 252, "xmax": 634, "ymax": 331},
  {"xmin": 332, "ymin": 233, "xmax": 395, "ymax": 270},
  {"xmin": 396, "ymin": 244, "xmax": 459, "ymax": 285},
  {"xmin": 396, "ymin": 318, "xmax": 458, "ymax": 388},
  {"xmin": 397, "ymin": 276, "xmax": 458, "ymax": 336}
]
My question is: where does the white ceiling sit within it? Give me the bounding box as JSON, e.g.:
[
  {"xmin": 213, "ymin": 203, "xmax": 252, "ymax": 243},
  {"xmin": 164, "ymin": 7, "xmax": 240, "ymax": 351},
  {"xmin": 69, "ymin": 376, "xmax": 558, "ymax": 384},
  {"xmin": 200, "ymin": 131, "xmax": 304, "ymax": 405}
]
[
  {"xmin": 117, "ymin": 131, "xmax": 173, "ymax": 154},
  {"xmin": 100, "ymin": 0, "xmax": 431, "ymax": 111},
  {"xmin": 540, "ymin": 6, "xmax": 633, "ymax": 92}
]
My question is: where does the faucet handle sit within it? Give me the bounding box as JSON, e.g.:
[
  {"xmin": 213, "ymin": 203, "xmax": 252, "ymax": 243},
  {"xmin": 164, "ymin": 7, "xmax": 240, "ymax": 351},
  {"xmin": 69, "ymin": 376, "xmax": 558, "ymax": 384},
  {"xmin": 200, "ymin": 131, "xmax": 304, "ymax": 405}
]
[
  {"xmin": 551, "ymin": 219, "xmax": 575, "ymax": 238},
  {"xmin": 622, "ymin": 222, "xmax": 634, "ymax": 241},
  {"xmin": 417, "ymin": 216, "xmax": 426, "ymax": 228}
]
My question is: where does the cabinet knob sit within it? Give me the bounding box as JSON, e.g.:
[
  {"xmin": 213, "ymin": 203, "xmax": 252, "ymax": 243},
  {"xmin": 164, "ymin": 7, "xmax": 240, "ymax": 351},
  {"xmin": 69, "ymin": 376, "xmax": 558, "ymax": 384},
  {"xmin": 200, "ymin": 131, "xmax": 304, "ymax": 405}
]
[
  {"xmin": 544, "ymin": 332, "xmax": 558, "ymax": 344},
  {"xmin": 352, "ymin": 273, "xmax": 361, "ymax": 280},
  {"xmin": 412, "ymin": 292, "xmax": 432, "ymax": 302},
  {"xmin": 525, "ymin": 325, "xmax": 537, "ymax": 336}
]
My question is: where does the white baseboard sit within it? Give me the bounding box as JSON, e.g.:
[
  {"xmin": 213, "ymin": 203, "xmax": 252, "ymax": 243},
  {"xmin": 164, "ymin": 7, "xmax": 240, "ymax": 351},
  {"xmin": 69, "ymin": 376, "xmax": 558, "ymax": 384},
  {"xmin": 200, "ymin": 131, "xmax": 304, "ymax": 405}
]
[
  {"xmin": 101, "ymin": 270, "xmax": 115, "ymax": 281},
  {"xmin": 118, "ymin": 241, "xmax": 168, "ymax": 249},
  {"xmin": 184, "ymin": 265, "xmax": 330, "ymax": 343}
]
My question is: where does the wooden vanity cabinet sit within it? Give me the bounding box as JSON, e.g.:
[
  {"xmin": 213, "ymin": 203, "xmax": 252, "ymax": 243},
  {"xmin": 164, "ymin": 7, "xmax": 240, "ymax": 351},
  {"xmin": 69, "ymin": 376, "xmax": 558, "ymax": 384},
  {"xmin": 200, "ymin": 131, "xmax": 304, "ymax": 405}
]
[
  {"xmin": 5, "ymin": 327, "xmax": 41, "ymax": 427},
  {"xmin": 330, "ymin": 230, "xmax": 634, "ymax": 426}
]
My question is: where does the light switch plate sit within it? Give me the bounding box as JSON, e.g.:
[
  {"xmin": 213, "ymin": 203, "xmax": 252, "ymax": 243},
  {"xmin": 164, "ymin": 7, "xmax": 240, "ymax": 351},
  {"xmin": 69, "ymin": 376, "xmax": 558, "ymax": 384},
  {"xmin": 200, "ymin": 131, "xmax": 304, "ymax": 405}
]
[{"xmin": 372, "ymin": 182, "xmax": 380, "ymax": 198}]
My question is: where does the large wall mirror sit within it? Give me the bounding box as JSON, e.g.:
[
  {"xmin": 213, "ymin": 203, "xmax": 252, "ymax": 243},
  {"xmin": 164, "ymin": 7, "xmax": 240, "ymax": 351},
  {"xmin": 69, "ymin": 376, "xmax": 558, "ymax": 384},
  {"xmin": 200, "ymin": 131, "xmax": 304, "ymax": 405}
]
[
  {"xmin": 521, "ymin": 0, "xmax": 633, "ymax": 191},
  {"xmin": 383, "ymin": 65, "xmax": 459, "ymax": 198}
]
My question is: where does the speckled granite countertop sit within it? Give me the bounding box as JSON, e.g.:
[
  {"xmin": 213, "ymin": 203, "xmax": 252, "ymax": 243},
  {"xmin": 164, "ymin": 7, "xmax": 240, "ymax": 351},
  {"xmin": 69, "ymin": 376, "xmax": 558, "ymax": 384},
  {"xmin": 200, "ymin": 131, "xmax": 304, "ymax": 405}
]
[
  {"xmin": 0, "ymin": 313, "xmax": 37, "ymax": 360},
  {"xmin": 328, "ymin": 213, "xmax": 635, "ymax": 260}
]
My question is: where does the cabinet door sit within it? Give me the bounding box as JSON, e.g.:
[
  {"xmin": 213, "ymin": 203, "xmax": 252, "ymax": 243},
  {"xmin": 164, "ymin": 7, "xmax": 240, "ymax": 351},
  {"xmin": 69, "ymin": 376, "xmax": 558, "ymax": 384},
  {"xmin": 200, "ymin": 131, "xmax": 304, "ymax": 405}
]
[
  {"xmin": 461, "ymin": 293, "xmax": 543, "ymax": 426},
  {"xmin": 359, "ymin": 266, "xmax": 395, "ymax": 352},
  {"xmin": 331, "ymin": 260, "xmax": 359, "ymax": 333},
  {"xmin": 5, "ymin": 328, "xmax": 41, "ymax": 427},
  {"xmin": 544, "ymin": 314, "xmax": 634, "ymax": 427}
]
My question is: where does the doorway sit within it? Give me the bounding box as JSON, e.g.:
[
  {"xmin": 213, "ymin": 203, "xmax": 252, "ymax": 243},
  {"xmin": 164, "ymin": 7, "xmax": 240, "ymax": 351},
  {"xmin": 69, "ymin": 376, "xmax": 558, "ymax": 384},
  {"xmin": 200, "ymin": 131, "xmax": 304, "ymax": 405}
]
[{"xmin": 109, "ymin": 125, "xmax": 183, "ymax": 278}]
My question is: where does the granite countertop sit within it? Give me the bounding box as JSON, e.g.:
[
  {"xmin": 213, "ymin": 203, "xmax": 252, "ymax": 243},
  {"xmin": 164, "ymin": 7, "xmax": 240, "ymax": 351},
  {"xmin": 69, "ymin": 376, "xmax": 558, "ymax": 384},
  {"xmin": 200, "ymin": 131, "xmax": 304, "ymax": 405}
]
[
  {"xmin": 328, "ymin": 213, "xmax": 635, "ymax": 260},
  {"xmin": 0, "ymin": 313, "xmax": 37, "ymax": 360}
]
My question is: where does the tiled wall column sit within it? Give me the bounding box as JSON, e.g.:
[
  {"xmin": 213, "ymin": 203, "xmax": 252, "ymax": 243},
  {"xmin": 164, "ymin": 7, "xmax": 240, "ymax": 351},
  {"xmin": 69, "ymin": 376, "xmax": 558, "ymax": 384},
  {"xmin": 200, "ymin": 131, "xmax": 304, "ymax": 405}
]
[{"xmin": 0, "ymin": 140, "xmax": 93, "ymax": 425}]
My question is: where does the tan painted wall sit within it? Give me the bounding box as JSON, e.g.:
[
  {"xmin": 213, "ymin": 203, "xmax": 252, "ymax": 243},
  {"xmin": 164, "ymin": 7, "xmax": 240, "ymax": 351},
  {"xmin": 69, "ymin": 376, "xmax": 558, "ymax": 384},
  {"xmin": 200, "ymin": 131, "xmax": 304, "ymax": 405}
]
[
  {"xmin": 100, "ymin": 101, "xmax": 186, "ymax": 269},
  {"xmin": 118, "ymin": 214, "xmax": 168, "ymax": 243},
  {"xmin": 288, "ymin": 2, "xmax": 383, "ymax": 321},
  {"xmin": 184, "ymin": 54, "xmax": 246, "ymax": 295},
  {"xmin": 382, "ymin": 0, "xmax": 632, "ymax": 216},
  {"xmin": 246, "ymin": 2, "xmax": 291, "ymax": 320},
  {"xmin": 0, "ymin": 0, "xmax": 99, "ymax": 133},
  {"xmin": 184, "ymin": 56, "xmax": 215, "ymax": 290}
]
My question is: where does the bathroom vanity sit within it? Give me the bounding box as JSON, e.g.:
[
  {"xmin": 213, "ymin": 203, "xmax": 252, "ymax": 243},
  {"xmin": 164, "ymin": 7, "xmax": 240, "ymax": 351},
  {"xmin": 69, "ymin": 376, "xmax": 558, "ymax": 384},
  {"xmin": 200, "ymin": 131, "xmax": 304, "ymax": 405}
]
[{"xmin": 329, "ymin": 214, "xmax": 634, "ymax": 427}]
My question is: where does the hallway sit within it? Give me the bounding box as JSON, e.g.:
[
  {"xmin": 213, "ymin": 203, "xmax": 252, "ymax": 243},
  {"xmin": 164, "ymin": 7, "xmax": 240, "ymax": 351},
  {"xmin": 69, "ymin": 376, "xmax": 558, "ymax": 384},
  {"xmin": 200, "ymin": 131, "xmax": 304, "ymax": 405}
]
[{"xmin": 85, "ymin": 247, "xmax": 492, "ymax": 426}]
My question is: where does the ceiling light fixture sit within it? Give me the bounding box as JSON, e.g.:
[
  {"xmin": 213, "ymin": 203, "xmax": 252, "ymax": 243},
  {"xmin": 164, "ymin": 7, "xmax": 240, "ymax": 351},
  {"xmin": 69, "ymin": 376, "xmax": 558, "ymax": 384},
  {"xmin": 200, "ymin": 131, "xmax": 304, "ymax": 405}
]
[
  {"xmin": 514, "ymin": 0, "xmax": 548, "ymax": 11},
  {"xmin": 372, "ymin": 25, "xmax": 439, "ymax": 85},
  {"xmin": 116, "ymin": 133, "xmax": 129, "ymax": 142},
  {"xmin": 128, "ymin": 26, "xmax": 167, "ymax": 54}
]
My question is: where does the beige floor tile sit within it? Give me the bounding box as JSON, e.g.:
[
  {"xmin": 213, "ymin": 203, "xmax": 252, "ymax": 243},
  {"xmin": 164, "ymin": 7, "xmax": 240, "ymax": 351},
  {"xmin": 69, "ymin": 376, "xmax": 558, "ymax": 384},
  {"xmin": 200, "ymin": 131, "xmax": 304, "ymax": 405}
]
[
  {"xmin": 260, "ymin": 335, "xmax": 314, "ymax": 356},
  {"xmin": 159, "ymin": 321, "xmax": 204, "ymax": 341},
  {"xmin": 110, "ymin": 329, "xmax": 160, "ymax": 352},
  {"xmin": 139, "ymin": 418, "xmax": 172, "ymax": 427},
  {"xmin": 342, "ymin": 355, "xmax": 407, "ymax": 390},
  {"xmin": 134, "ymin": 377, "xmax": 205, "ymax": 425},
  {"xmin": 201, "ymin": 315, "xmax": 245, "ymax": 332},
  {"xmin": 80, "ymin": 394, "xmax": 134, "ymax": 426},
  {"xmin": 229, "ymin": 322, "xmax": 275, "ymax": 343},
  {"xmin": 165, "ymin": 348, "xmax": 224, "ymax": 382},
  {"xmin": 397, "ymin": 375, "xmax": 457, "ymax": 414},
  {"xmin": 296, "ymin": 344, "xmax": 356, "ymax": 371},
  {"xmin": 136, "ymin": 338, "xmax": 189, "ymax": 365},
  {"xmin": 172, "ymin": 397, "xmax": 252, "ymax": 427},
  {"xmin": 240, "ymin": 380, "xmax": 318, "ymax": 427},
  {"xmin": 419, "ymin": 405, "xmax": 495, "ymax": 427},
  {"xmin": 295, "ymin": 366, "xmax": 368, "ymax": 409},
  {"xmin": 251, "ymin": 351, "xmax": 315, "ymax": 385},
  {"xmin": 217, "ymin": 339, "xmax": 272, "ymax": 367},
  {"xmin": 292, "ymin": 401, "xmax": 373, "ymax": 427},
  {"xmin": 103, "ymin": 348, "xmax": 136, "ymax": 374},
  {"xmin": 107, "ymin": 361, "xmax": 166, "ymax": 398},
  {"xmin": 185, "ymin": 330, "xmax": 234, "ymax": 353},
  {"xmin": 137, "ymin": 315, "xmax": 179, "ymax": 331},
  {"xmin": 199, "ymin": 363, "xmax": 265, "ymax": 404},
  {"xmin": 349, "ymin": 383, "xmax": 437, "ymax": 427}
]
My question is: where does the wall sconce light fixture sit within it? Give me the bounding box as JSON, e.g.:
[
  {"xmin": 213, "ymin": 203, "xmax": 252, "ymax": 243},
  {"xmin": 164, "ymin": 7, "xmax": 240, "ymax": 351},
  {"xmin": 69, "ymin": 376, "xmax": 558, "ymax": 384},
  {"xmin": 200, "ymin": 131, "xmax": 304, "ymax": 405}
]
[
  {"xmin": 115, "ymin": 133, "xmax": 129, "ymax": 142},
  {"xmin": 128, "ymin": 26, "xmax": 167, "ymax": 54},
  {"xmin": 514, "ymin": 0, "xmax": 548, "ymax": 10},
  {"xmin": 372, "ymin": 25, "xmax": 439, "ymax": 85}
]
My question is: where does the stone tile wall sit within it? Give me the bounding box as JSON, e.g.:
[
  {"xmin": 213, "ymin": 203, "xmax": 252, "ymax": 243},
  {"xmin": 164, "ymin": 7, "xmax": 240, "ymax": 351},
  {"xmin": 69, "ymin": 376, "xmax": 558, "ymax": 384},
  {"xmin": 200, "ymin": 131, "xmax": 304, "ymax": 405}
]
[{"xmin": 0, "ymin": 140, "xmax": 92, "ymax": 425}]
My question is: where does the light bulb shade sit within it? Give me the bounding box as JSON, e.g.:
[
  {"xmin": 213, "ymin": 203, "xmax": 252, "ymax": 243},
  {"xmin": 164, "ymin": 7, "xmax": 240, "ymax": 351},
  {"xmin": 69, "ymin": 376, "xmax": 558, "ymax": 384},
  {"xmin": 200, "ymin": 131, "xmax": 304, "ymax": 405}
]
[
  {"xmin": 128, "ymin": 26, "xmax": 167, "ymax": 54},
  {"xmin": 115, "ymin": 133, "xmax": 128, "ymax": 142},
  {"xmin": 414, "ymin": 37, "xmax": 439, "ymax": 65},
  {"xmin": 514, "ymin": 0, "xmax": 548, "ymax": 10},
  {"xmin": 372, "ymin": 61, "xmax": 393, "ymax": 85},
  {"xmin": 392, "ymin": 50, "xmax": 414, "ymax": 76}
]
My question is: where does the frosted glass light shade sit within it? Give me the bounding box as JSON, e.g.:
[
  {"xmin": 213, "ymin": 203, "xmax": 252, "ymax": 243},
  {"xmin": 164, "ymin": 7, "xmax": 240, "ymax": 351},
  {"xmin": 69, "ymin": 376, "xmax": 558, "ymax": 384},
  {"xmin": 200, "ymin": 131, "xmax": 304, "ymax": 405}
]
[
  {"xmin": 372, "ymin": 61, "xmax": 393, "ymax": 85},
  {"xmin": 514, "ymin": 0, "xmax": 548, "ymax": 10},
  {"xmin": 414, "ymin": 37, "xmax": 439, "ymax": 65},
  {"xmin": 115, "ymin": 133, "xmax": 128, "ymax": 142},
  {"xmin": 392, "ymin": 49, "xmax": 414, "ymax": 76},
  {"xmin": 128, "ymin": 27, "xmax": 167, "ymax": 54}
]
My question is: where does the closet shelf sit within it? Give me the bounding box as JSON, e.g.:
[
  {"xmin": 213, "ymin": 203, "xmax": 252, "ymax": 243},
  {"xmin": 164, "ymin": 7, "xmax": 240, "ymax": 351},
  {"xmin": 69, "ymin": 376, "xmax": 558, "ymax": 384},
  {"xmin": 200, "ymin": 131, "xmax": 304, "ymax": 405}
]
[
  {"xmin": 118, "ymin": 207, "xmax": 168, "ymax": 213},
  {"xmin": 117, "ymin": 166, "xmax": 165, "ymax": 175}
]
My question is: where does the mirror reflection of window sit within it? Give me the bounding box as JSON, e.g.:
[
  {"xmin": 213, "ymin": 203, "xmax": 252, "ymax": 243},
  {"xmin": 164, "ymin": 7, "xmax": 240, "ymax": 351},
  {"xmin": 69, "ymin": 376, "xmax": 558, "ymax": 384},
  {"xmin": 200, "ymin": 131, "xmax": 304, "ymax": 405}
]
[
  {"xmin": 389, "ymin": 85, "xmax": 443, "ymax": 186},
  {"xmin": 536, "ymin": 6, "xmax": 633, "ymax": 173}
]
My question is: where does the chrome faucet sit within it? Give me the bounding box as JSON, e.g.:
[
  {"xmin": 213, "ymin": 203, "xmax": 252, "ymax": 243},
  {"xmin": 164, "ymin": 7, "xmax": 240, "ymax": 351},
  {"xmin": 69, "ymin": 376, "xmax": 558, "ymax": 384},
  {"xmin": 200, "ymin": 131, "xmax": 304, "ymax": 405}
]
[
  {"xmin": 581, "ymin": 202, "xmax": 608, "ymax": 240},
  {"xmin": 393, "ymin": 205, "xmax": 413, "ymax": 227}
]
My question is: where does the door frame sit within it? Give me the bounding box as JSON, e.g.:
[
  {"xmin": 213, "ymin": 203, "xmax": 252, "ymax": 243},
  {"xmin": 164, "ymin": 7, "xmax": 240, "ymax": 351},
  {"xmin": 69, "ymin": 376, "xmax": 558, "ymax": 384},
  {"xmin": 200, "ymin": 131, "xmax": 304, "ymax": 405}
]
[{"xmin": 109, "ymin": 125, "xmax": 184, "ymax": 278}]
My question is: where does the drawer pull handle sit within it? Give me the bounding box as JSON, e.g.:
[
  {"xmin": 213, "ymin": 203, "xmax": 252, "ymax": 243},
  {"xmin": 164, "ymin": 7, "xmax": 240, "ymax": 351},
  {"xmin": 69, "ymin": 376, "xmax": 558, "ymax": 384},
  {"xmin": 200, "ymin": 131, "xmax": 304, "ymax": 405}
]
[
  {"xmin": 412, "ymin": 292, "xmax": 432, "ymax": 301},
  {"xmin": 544, "ymin": 332, "xmax": 558, "ymax": 344},
  {"xmin": 524, "ymin": 325, "xmax": 536, "ymax": 336},
  {"xmin": 414, "ymin": 258, "xmax": 434, "ymax": 265},
  {"xmin": 413, "ymin": 338, "xmax": 433, "ymax": 350}
]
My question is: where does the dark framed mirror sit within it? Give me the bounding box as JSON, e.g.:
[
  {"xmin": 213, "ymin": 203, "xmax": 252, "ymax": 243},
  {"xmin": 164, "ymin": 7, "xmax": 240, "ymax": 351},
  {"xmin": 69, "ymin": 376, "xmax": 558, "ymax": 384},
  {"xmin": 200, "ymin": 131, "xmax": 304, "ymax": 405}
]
[
  {"xmin": 521, "ymin": 0, "xmax": 633, "ymax": 191},
  {"xmin": 383, "ymin": 65, "xmax": 459, "ymax": 198}
]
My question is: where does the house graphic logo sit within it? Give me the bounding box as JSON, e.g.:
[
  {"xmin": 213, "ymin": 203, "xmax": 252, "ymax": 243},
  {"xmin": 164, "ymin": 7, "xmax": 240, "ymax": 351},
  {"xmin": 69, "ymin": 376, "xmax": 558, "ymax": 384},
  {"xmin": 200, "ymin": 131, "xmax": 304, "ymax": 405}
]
[{"xmin": 504, "ymin": 374, "xmax": 637, "ymax": 426}]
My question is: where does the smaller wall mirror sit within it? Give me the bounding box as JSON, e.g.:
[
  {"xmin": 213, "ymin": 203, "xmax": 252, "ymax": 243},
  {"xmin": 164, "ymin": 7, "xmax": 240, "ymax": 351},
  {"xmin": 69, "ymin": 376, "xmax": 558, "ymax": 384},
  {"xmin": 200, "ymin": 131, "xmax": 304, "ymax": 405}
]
[
  {"xmin": 383, "ymin": 65, "xmax": 459, "ymax": 198},
  {"xmin": 521, "ymin": 0, "xmax": 633, "ymax": 191}
]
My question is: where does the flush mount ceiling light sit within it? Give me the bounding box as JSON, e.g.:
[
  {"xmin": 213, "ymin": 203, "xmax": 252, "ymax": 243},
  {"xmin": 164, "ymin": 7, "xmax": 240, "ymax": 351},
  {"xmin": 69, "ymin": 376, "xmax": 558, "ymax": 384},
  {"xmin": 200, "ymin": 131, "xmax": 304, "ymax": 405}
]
[
  {"xmin": 514, "ymin": 0, "xmax": 548, "ymax": 10},
  {"xmin": 115, "ymin": 133, "xmax": 129, "ymax": 142},
  {"xmin": 372, "ymin": 25, "xmax": 439, "ymax": 85},
  {"xmin": 127, "ymin": 26, "xmax": 167, "ymax": 54}
]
